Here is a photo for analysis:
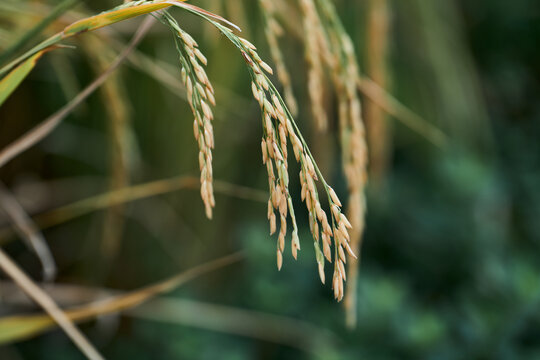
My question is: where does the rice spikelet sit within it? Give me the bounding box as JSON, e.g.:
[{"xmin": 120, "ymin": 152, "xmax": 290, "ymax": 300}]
[
  {"xmin": 315, "ymin": 0, "xmax": 368, "ymax": 309},
  {"xmin": 163, "ymin": 13, "xmax": 216, "ymax": 219},
  {"xmin": 237, "ymin": 33, "xmax": 355, "ymax": 300}
]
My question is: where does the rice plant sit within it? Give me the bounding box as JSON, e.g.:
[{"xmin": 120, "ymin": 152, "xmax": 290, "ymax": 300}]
[
  {"xmin": 0, "ymin": 0, "xmax": 462, "ymax": 357},
  {"xmin": 2, "ymin": 0, "xmax": 530, "ymax": 359},
  {"xmin": 0, "ymin": 0, "xmax": 359, "ymax": 308}
]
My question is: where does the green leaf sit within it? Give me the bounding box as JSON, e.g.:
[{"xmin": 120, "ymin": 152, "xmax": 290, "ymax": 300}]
[{"xmin": 0, "ymin": 51, "xmax": 46, "ymax": 107}]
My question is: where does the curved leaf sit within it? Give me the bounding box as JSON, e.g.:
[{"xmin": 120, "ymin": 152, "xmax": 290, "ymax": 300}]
[
  {"xmin": 62, "ymin": 1, "xmax": 175, "ymax": 37},
  {"xmin": 0, "ymin": 50, "xmax": 47, "ymax": 107}
]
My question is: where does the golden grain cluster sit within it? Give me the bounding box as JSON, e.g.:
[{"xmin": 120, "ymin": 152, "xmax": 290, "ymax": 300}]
[
  {"xmin": 256, "ymin": 0, "xmax": 368, "ymax": 300},
  {"xmin": 164, "ymin": 13, "xmax": 216, "ymax": 219},
  {"xmin": 161, "ymin": 2, "xmax": 363, "ymax": 301},
  {"xmin": 232, "ymin": 35, "xmax": 356, "ymax": 300}
]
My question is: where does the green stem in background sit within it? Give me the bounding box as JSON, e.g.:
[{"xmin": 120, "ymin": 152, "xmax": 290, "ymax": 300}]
[{"xmin": 0, "ymin": 0, "xmax": 78, "ymax": 66}]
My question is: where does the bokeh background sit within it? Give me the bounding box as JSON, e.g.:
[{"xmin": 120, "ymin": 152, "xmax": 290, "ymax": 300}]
[{"xmin": 1, "ymin": 0, "xmax": 539, "ymax": 359}]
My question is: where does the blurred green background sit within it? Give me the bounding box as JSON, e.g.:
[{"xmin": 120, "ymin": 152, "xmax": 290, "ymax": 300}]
[{"xmin": 1, "ymin": 0, "xmax": 539, "ymax": 359}]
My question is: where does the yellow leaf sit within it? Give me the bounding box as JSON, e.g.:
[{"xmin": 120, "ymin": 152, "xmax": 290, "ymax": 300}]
[
  {"xmin": 62, "ymin": 1, "xmax": 184, "ymax": 37},
  {"xmin": 0, "ymin": 51, "xmax": 47, "ymax": 107},
  {"xmin": 0, "ymin": 316, "xmax": 54, "ymax": 344}
]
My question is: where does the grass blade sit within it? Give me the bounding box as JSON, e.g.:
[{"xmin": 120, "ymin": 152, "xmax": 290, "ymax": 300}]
[
  {"xmin": 131, "ymin": 298, "xmax": 336, "ymax": 354},
  {"xmin": 0, "ymin": 248, "xmax": 104, "ymax": 359},
  {"xmin": 33, "ymin": 176, "xmax": 266, "ymax": 229},
  {"xmin": 0, "ymin": 252, "xmax": 242, "ymax": 344},
  {"xmin": 0, "ymin": 176, "xmax": 268, "ymax": 243},
  {"xmin": 0, "ymin": 50, "xmax": 47, "ymax": 107}
]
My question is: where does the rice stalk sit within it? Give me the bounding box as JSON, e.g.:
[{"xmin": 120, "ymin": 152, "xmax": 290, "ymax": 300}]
[
  {"xmin": 258, "ymin": 0, "xmax": 298, "ymax": 115},
  {"xmin": 168, "ymin": 6, "xmax": 357, "ymax": 300},
  {"xmin": 161, "ymin": 12, "xmax": 217, "ymax": 219},
  {"xmin": 164, "ymin": 4, "xmax": 354, "ymax": 299},
  {"xmin": 246, "ymin": 39, "xmax": 354, "ymax": 299},
  {"xmin": 296, "ymin": 0, "xmax": 366, "ymax": 306},
  {"xmin": 0, "ymin": 0, "xmax": 365, "ymax": 302}
]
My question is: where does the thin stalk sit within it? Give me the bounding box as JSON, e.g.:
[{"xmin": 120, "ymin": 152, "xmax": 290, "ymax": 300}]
[{"xmin": 0, "ymin": 248, "xmax": 103, "ymax": 360}]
